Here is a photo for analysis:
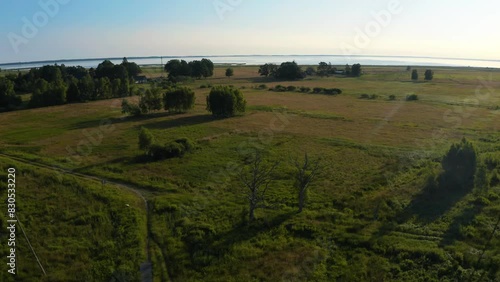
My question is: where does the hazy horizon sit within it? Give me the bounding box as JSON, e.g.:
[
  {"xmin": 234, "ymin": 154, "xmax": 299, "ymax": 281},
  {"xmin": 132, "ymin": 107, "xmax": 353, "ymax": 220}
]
[
  {"xmin": 1, "ymin": 0, "xmax": 499, "ymax": 64},
  {"xmin": 2, "ymin": 53, "xmax": 500, "ymax": 66}
]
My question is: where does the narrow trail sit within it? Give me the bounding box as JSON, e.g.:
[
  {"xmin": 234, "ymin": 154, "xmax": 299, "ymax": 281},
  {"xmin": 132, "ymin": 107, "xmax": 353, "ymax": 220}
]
[{"xmin": 0, "ymin": 153, "xmax": 154, "ymax": 281}]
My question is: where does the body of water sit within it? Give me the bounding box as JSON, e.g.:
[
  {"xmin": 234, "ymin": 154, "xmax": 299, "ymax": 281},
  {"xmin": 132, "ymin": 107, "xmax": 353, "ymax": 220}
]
[{"xmin": 1, "ymin": 55, "xmax": 500, "ymax": 70}]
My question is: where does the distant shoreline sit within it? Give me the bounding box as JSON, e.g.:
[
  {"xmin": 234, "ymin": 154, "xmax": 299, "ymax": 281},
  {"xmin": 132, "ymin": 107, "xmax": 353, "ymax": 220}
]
[
  {"xmin": 1, "ymin": 54, "xmax": 500, "ymax": 70},
  {"xmin": 2, "ymin": 54, "xmax": 500, "ymax": 66}
]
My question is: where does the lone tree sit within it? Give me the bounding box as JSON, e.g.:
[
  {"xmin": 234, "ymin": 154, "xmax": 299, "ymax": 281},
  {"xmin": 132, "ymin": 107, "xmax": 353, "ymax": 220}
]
[
  {"xmin": 163, "ymin": 87, "xmax": 196, "ymax": 113},
  {"xmin": 293, "ymin": 153, "xmax": 321, "ymax": 213},
  {"xmin": 206, "ymin": 86, "xmax": 246, "ymax": 117},
  {"xmin": 239, "ymin": 152, "xmax": 279, "ymax": 222},
  {"xmin": 275, "ymin": 61, "xmax": 304, "ymax": 80},
  {"xmin": 440, "ymin": 138, "xmax": 477, "ymax": 191},
  {"xmin": 225, "ymin": 68, "xmax": 234, "ymax": 78},
  {"xmin": 411, "ymin": 69, "xmax": 419, "ymax": 81},
  {"xmin": 351, "ymin": 63, "xmax": 362, "ymax": 77},
  {"xmin": 138, "ymin": 127, "xmax": 154, "ymax": 152},
  {"xmin": 424, "ymin": 69, "xmax": 434, "ymax": 81}
]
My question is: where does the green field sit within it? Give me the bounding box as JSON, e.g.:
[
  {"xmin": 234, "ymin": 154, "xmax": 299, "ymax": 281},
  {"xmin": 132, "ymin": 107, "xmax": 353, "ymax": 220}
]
[{"xmin": 1, "ymin": 65, "xmax": 500, "ymax": 281}]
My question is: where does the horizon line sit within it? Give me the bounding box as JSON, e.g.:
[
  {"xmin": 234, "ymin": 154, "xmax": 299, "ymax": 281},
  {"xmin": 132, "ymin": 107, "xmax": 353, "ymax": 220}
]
[{"xmin": 1, "ymin": 54, "xmax": 500, "ymax": 67}]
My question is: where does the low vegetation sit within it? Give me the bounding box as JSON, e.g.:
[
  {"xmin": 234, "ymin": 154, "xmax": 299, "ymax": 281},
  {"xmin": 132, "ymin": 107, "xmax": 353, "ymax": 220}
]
[
  {"xmin": 0, "ymin": 158, "xmax": 146, "ymax": 281},
  {"xmin": 206, "ymin": 85, "xmax": 246, "ymax": 117},
  {"xmin": 1, "ymin": 64, "xmax": 499, "ymax": 281}
]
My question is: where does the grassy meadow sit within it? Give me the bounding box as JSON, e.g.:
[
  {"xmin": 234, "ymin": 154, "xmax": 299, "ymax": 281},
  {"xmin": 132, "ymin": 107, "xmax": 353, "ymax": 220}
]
[
  {"xmin": 0, "ymin": 157, "xmax": 147, "ymax": 281},
  {"xmin": 1, "ymin": 65, "xmax": 500, "ymax": 281}
]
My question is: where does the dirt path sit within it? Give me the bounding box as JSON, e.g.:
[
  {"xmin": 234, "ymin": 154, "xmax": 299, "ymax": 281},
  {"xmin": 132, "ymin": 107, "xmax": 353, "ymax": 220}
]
[{"xmin": 0, "ymin": 153, "xmax": 154, "ymax": 281}]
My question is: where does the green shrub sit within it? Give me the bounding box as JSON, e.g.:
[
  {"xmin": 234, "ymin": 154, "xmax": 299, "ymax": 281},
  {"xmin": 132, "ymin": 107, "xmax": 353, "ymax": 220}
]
[
  {"xmin": 174, "ymin": 137, "xmax": 195, "ymax": 152},
  {"xmin": 146, "ymin": 138, "xmax": 195, "ymax": 161},
  {"xmin": 389, "ymin": 95, "xmax": 396, "ymax": 100},
  {"xmin": 406, "ymin": 94, "xmax": 418, "ymax": 101},
  {"xmin": 138, "ymin": 127, "xmax": 154, "ymax": 151},
  {"xmin": 139, "ymin": 88, "xmax": 163, "ymax": 113},
  {"xmin": 299, "ymin": 86, "xmax": 311, "ymax": 93},
  {"xmin": 359, "ymin": 94, "xmax": 370, "ymax": 99},
  {"xmin": 286, "ymin": 85, "xmax": 297, "ymax": 91},
  {"xmin": 164, "ymin": 87, "xmax": 196, "ymax": 113},
  {"xmin": 206, "ymin": 86, "xmax": 246, "ymax": 117},
  {"xmin": 274, "ymin": 85, "xmax": 287, "ymax": 92},
  {"xmin": 121, "ymin": 99, "xmax": 142, "ymax": 116},
  {"xmin": 258, "ymin": 84, "xmax": 268, "ymax": 89},
  {"xmin": 164, "ymin": 142, "xmax": 185, "ymax": 158},
  {"xmin": 312, "ymin": 87, "xmax": 324, "ymax": 94},
  {"xmin": 324, "ymin": 88, "xmax": 342, "ymax": 95}
]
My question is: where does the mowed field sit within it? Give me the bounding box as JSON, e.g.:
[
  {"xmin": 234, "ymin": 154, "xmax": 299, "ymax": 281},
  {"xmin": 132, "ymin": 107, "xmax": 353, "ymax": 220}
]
[{"xmin": 0, "ymin": 65, "xmax": 500, "ymax": 281}]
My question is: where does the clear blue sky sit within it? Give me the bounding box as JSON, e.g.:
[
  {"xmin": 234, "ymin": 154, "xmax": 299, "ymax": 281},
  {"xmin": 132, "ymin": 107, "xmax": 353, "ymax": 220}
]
[{"xmin": 0, "ymin": 0, "xmax": 499, "ymax": 63}]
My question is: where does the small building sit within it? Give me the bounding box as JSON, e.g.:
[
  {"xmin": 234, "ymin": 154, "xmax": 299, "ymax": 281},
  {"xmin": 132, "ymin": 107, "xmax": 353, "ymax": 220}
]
[{"xmin": 135, "ymin": 75, "xmax": 148, "ymax": 84}]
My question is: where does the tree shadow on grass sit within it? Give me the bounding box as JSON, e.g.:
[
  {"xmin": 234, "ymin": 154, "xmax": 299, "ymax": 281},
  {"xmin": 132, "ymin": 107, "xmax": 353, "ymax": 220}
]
[
  {"xmin": 210, "ymin": 211, "xmax": 295, "ymax": 254},
  {"xmin": 397, "ymin": 180, "xmax": 471, "ymax": 225},
  {"xmin": 439, "ymin": 202, "xmax": 483, "ymax": 247},
  {"xmin": 370, "ymin": 181, "xmax": 472, "ymax": 245},
  {"xmin": 138, "ymin": 114, "xmax": 216, "ymax": 130},
  {"xmin": 73, "ymin": 156, "xmax": 135, "ymax": 175},
  {"xmin": 66, "ymin": 111, "xmax": 180, "ymax": 130},
  {"xmin": 230, "ymin": 76, "xmax": 277, "ymax": 84}
]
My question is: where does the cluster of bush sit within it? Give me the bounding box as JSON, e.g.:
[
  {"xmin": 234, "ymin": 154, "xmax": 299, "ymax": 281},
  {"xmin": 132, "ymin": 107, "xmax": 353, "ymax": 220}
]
[
  {"xmin": 164, "ymin": 58, "xmax": 214, "ymax": 80},
  {"xmin": 199, "ymin": 83, "xmax": 213, "ymax": 89},
  {"xmin": 406, "ymin": 94, "xmax": 419, "ymax": 101},
  {"xmin": 122, "ymin": 86, "xmax": 196, "ymax": 116},
  {"xmin": 258, "ymin": 61, "xmax": 362, "ymax": 80},
  {"xmin": 148, "ymin": 138, "xmax": 196, "ymax": 161},
  {"xmin": 0, "ymin": 58, "xmax": 142, "ymax": 111},
  {"xmin": 359, "ymin": 94, "xmax": 379, "ymax": 100},
  {"xmin": 358, "ymin": 93, "xmax": 419, "ymax": 101},
  {"xmin": 268, "ymin": 85, "xmax": 342, "ymax": 95},
  {"xmin": 138, "ymin": 127, "xmax": 195, "ymax": 161},
  {"xmin": 123, "ymin": 85, "xmax": 246, "ymax": 118},
  {"xmin": 258, "ymin": 61, "xmax": 304, "ymax": 80},
  {"xmin": 316, "ymin": 62, "xmax": 362, "ymax": 77}
]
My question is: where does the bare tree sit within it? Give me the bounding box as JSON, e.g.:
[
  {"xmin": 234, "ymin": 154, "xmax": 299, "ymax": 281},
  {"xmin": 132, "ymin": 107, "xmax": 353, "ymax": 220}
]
[
  {"xmin": 239, "ymin": 153, "xmax": 279, "ymax": 222},
  {"xmin": 294, "ymin": 153, "xmax": 321, "ymax": 213}
]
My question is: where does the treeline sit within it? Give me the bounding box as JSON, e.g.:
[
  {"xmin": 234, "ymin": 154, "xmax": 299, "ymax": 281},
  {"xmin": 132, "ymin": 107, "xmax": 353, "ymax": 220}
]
[
  {"xmin": 0, "ymin": 58, "xmax": 142, "ymax": 110},
  {"xmin": 315, "ymin": 62, "xmax": 362, "ymax": 77},
  {"xmin": 164, "ymin": 58, "xmax": 214, "ymax": 80},
  {"xmin": 258, "ymin": 61, "xmax": 362, "ymax": 80},
  {"xmin": 0, "ymin": 77, "xmax": 22, "ymax": 110},
  {"xmin": 258, "ymin": 61, "xmax": 304, "ymax": 80}
]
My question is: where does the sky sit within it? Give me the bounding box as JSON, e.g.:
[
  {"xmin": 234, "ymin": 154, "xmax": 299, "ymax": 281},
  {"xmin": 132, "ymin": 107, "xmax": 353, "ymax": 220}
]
[{"xmin": 0, "ymin": 0, "xmax": 499, "ymax": 63}]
